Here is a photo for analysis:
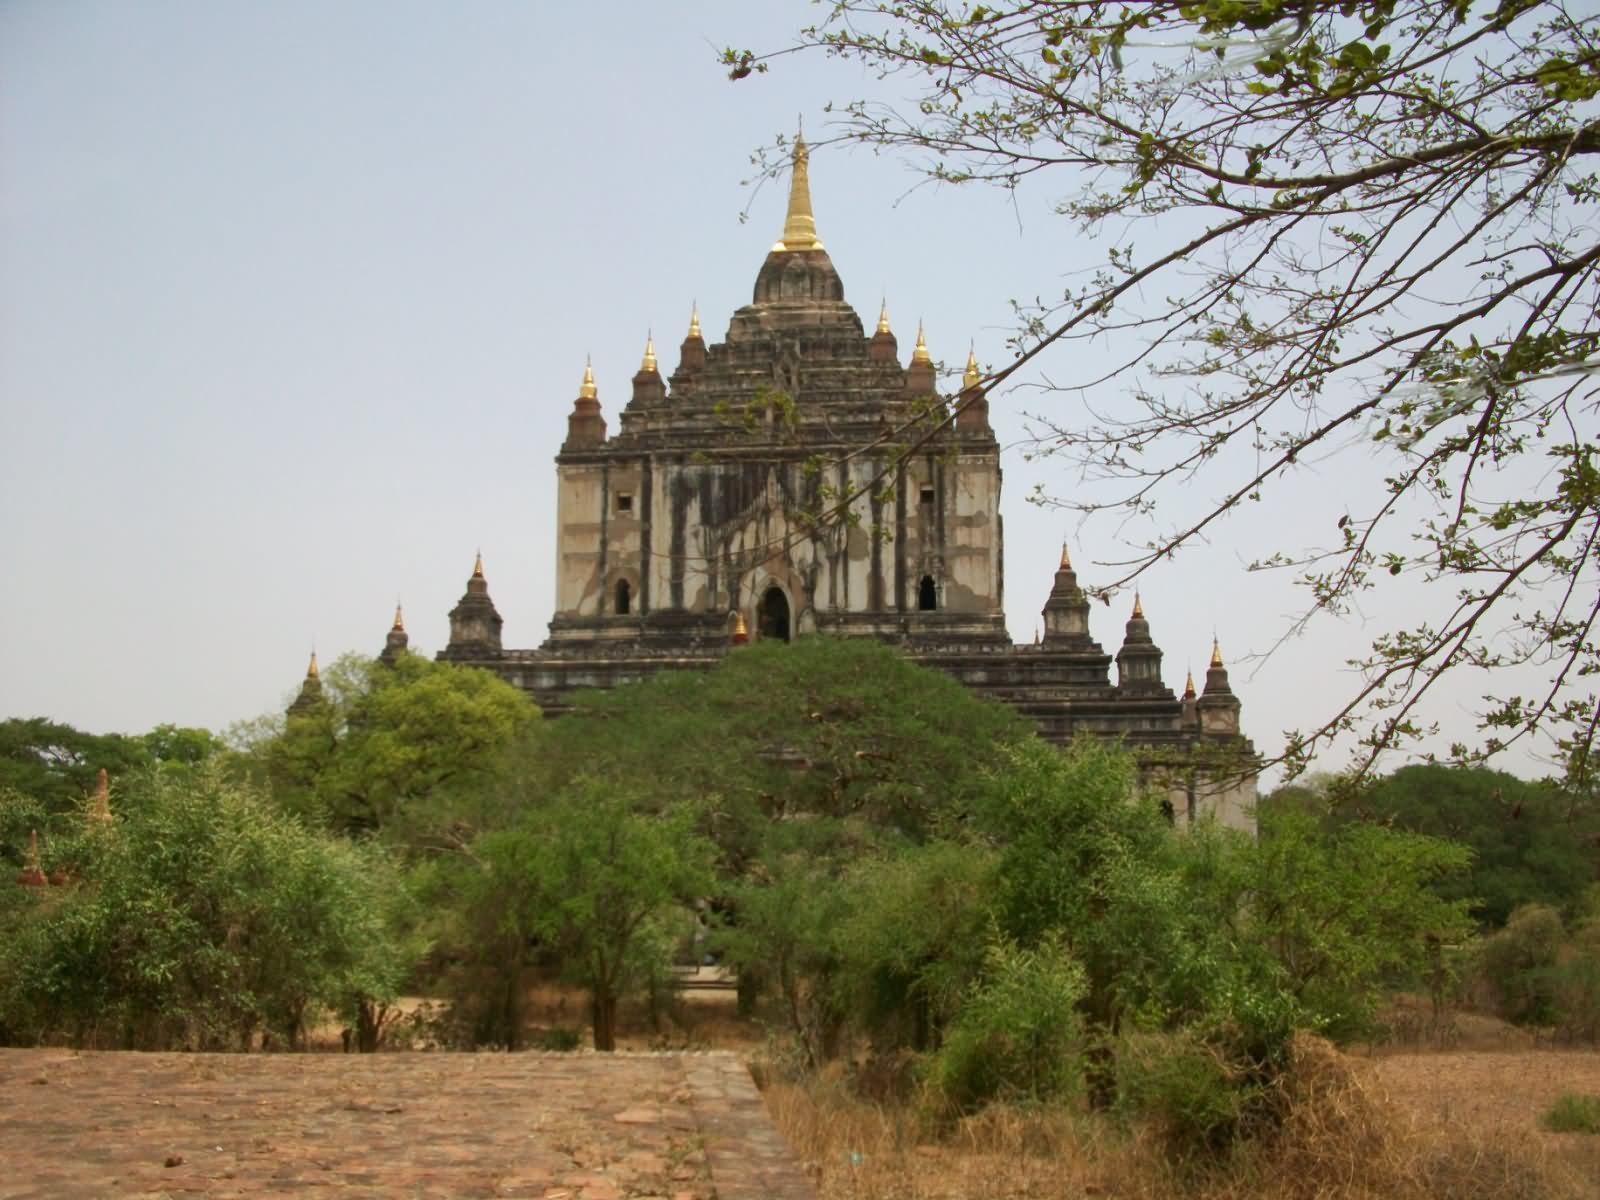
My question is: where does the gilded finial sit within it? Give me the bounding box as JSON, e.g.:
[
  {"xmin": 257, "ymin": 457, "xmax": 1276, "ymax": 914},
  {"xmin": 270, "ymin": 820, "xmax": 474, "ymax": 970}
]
[
  {"xmin": 392, "ymin": 603, "xmax": 405, "ymax": 632},
  {"xmin": 774, "ymin": 135, "xmax": 824, "ymax": 252},
  {"xmin": 1059, "ymin": 542, "xmax": 1072, "ymax": 570},
  {"xmin": 688, "ymin": 302, "xmax": 701, "ymax": 340},
  {"xmin": 642, "ymin": 332, "xmax": 657, "ymax": 373},
  {"xmin": 1184, "ymin": 669, "xmax": 1197, "ymax": 700},
  {"xmin": 1132, "ymin": 591, "xmax": 1144, "ymax": 619},
  {"xmin": 911, "ymin": 322, "xmax": 930, "ymax": 365},
  {"xmin": 473, "ymin": 550, "xmax": 484, "ymax": 579},
  {"xmin": 1033, "ymin": 626, "xmax": 1040, "ymax": 645},
  {"xmin": 731, "ymin": 610, "xmax": 749, "ymax": 645},
  {"xmin": 963, "ymin": 345, "xmax": 980, "ymax": 388},
  {"xmin": 1211, "ymin": 637, "xmax": 1223, "ymax": 668},
  {"xmin": 876, "ymin": 301, "xmax": 891, "ymax": 335},
  {"xmin": 579, "ymin": 357, "xmax": 597, "ymax": 401},
  {"xmin": 306, "ymin": 650, "xmax": 319, "ymax": 680}
]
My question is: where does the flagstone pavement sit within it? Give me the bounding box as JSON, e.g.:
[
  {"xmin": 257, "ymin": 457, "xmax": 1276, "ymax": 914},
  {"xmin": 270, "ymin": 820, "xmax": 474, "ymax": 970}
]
[{"xmin": 0, "ymin": 1048, "xmax": 814, "ymax": 1199}]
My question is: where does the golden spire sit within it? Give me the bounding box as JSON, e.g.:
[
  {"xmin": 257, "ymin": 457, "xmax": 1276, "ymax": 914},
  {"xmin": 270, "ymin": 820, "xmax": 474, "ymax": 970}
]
[
  {"xmin": 306, "ymin": 651, "xmax": 319, "ymax": 680},
  {"xmin": 774, "ymin": 135, "xmax": 823, "ymax": 252},
  {"xmin": 963, "ymin": 345, "xmax": 980, "ymax": 388},
  {"xmin": 911, "ymin": 322, "xmax": 931, "ymax": 364},
  {"xmin": 578, "ymin": 357, "xmax": 597, "ymax": 400},
  {"xmin": 1211, "ymin": 637, "xmax": 1224, "ymax": 668},
  {"xmin": 641, "ymin": 332, "xmax": 657, "ymax": 373},
  {"xmin": 392, "ymin": 603, "xmax": 405, "ymax": 632},
  {"xmin": 1132, "ymin": 591, "xmax": 1144, "ymax": 619},
  {"xmin": 876, "ymin": 301, "xmax": 891, "ymax": 335},
  {"xmin": 688, "ymin": 302, "xmax": 701, "ymax": 339},
  {"xmin": 1184, "ymin": 669, "xmax": 1197, "ymax": 700},
  {"xmin": 1059, "ymin": 542, "xmax": 1072, "ymax": 570},
  {"xmin": 473, "ymin": 550, "xmax": 485, "ymax": 579}
]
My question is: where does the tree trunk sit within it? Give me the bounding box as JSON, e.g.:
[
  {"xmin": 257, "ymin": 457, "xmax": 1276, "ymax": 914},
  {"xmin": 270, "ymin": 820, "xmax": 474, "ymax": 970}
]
[
  {"xmin": 591, "ymin": 987, "xmax": 618, "ymax": 1051},
  {"xmin": 355, "ymin": 995, "xmax": 384, "ymax": 1053}
]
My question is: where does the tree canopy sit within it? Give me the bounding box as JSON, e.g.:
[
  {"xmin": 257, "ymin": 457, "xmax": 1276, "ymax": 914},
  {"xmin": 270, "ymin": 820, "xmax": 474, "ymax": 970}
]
[{"xmin": 731, "ymin": 0, "xmax": 1600, "ymax": 781}]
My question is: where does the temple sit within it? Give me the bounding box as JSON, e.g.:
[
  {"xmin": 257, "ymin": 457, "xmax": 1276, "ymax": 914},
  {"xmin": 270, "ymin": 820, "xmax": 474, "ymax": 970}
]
[{"xmin": 358, "ymin": 139, "xmax": 1255, "ymax": 827}]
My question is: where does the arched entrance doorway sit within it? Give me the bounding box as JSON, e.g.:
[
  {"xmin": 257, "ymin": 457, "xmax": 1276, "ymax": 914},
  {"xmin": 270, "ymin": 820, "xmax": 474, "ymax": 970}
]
[{"xmin": 757, "ymin": 585, "xmax": 791, "ymax": 642}]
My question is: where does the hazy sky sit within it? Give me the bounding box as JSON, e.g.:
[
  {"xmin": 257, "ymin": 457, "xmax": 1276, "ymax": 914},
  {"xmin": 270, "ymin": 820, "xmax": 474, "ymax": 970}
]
[{"xmin": 0, "ymin": 1, "xmax": 1563, "ymax": 781}]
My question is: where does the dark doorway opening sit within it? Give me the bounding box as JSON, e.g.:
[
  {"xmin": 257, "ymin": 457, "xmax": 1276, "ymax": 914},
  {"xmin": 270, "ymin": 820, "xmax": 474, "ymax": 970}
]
[
  {"xmin": 918, "ymin": 575, "xmax": 938, "ymax": 611},
  {"xmin": 614, "ymin": 580, "xmax": 631, "ymax": 615},
  {"xmin": 758, "ymin": 585, "xmax": 790, "ymax": 642}
]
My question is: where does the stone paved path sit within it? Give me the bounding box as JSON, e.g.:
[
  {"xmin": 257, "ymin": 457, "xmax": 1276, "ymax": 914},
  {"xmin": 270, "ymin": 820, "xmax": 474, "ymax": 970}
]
[{"xmin": 0, "ymin": 1049, "xmax": 815, "ymax": 1200}]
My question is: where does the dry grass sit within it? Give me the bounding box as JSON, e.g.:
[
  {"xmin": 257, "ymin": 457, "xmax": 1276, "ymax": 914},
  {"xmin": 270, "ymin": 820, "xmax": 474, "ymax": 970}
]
[{"xmin": 759, "ymin": 1035, "xmax": 1600, "ymax": 1200}]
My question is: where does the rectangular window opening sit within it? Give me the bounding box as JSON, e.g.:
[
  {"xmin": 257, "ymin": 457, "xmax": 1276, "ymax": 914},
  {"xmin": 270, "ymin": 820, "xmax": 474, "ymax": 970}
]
[
  {"xmin": 616, "ymin": 493, "xmax": 634, "ymax": 514},
  {"xmin": 919, "ymin": 486, "xmax": 936, "ymax": 505}
]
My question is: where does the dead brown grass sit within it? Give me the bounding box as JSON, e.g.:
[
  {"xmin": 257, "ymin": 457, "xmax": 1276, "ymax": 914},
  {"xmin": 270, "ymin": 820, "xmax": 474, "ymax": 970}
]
[{"xmin": 759, "ymin": 1035, "xmax": 1599, "ymax": 1200}]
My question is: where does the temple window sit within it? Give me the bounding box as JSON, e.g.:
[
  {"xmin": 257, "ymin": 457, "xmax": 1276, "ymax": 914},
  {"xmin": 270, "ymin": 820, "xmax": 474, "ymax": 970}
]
[
  {"xmin": 614, "ymin": 579, "xmax": 631, "ymax": 615},
  {"xmin": 918, "ymin": 575, "xmax": 937, "ymax": 611},
  {"xmin": 616, "ymin": 493, "xmax": 633, "ymax": 514}
]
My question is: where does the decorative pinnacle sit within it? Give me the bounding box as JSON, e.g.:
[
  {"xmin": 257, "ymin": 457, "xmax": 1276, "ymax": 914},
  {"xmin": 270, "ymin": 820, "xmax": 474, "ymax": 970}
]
[
  {"xmin": 473, "ymin": 550, "xmax": 484, "ymax": 579},
  {"xmin": 963, "ymin": 345, "xmax": 980, "ymax": 388},
  {"xmin": 876, "ymin": 301, "xmax": 891, "ymax": 335},
  {"xmin": 1132, "ymin": 591, "xmax": 1144, "ymax": 619},
  {"xmin": 733, "ymin": 611, "xmax": 748, "ymax": 637},
  {"xmin": 642, "ymin": 332, "xmax": 657, "ymax": 373},
  {"xmin": 688, "ymin": 302, "xmax": 701, "ymax": 340},
  {"xmin": 911, "ymin": 322, "xmax": 931, "ymax": 365},
  {"xmin": 1211, "ymin": 636, "xmax": 1224, "ymax": 668},
  {"xmin": 1184, "ymin": 669, "xmax": 1197, "ymax": 699},
  {"xmin": 392, "ymin": 603, "xmax": 405, "ymax": 632},
  {"xmin": 1059, "ymin": 542, "xmax": 1072, "ymax": 570},
  {"xmin": 579, "ymin": 357, "xmax": 597, "ymax": 401},
  {"xmin": 774, "ymin": 135, "xmax": 823, "ymax": 252},
  {"xmin": 306, "ymin": 651, "xmax": 319, "ymax": 680}
]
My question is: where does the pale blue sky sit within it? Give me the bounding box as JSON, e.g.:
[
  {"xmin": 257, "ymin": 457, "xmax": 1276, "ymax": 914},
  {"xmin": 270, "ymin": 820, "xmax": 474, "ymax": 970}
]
[{"xmin": 0, "ymin": 1, "xmax": 1558, "ymax": 780}]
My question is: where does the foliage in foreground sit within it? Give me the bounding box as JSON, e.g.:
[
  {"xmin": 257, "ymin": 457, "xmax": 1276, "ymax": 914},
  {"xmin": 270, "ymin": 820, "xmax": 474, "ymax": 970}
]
[
  {"xmin": 733, "ymin": 0, "xmax": 1600, "ymax": 781},
  {"xmin": 0, "ymin": 768, "xmax": 413, "ymax": 1051},
  {"xmin": 1540, "ymin": 1092, "xmax": 1600, "ymax": 1135}
]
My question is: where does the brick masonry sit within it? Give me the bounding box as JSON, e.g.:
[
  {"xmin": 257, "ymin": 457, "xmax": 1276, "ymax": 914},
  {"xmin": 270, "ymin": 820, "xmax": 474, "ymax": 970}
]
[{"xmin": 0, "ymin": 1049, "xmax": 814, "ymax": 1200}]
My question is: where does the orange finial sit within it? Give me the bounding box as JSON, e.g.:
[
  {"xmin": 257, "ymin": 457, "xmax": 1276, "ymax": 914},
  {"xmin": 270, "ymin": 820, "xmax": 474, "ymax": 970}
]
[
  {"xmin": 1132, "ymin": 591, "xmax": 1144, "ymax": 619},
  {"xmin": 688, "ymin": 302, "xmax": 701, "ymax": 339},
  {"xmin": 963, "ymin": 345, "xmax": 980, "ymax": 388},
  {"xmin": 1184, "ymin": 669, "xmax": 1196, "ymax": 700},
  {"xmin": 472, "ymin": 551, "xmax": 484, "ymax": 579},
  {"xmin": 579, "ymin": 357, "xmax": 597, "ymax": 400},
  {"xmin": 731, "ymin": 610, "xmax": 749, "ymax": 645},
  {"xmin": 876, "ymin": 300, "xmax": 891, "ymax": 335},
  {"xmin": 911, "ymin": 322, "xmax": 931, "ymax": 365},
  {"xmin": 1210, "ymin": 637, "xmax": 1223, "ymax": 668},
  {"xmin": 1059, "ymin": 542, "xmax": 1071, "ymax": 570},
  {"xmin": 642, "ymin": 332, "xmax": 657, "ymax": 373},
  {"xmin": 392, "ymin": 603, "xmax": 405, "ymax": 632},
  {"xmin": 774, "ymin": 134, "xmax": 823, "ymax": 252},
  {"xmin": 306, "ymin": 650, "xmax": 319, "ymax": 680}
]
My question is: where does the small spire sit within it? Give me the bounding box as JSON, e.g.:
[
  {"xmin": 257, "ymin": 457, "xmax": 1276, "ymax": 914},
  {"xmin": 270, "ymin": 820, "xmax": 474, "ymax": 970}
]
[
  {"xmin": 306, "ymin": 650, "xmax": 319, "ymax": 680},
  {"xmin": 1184, "ymin": 669, "xmax": 1197, "ymax": 700},
  {"xmin": 911, "ymin": 322, "xmax": 931, "ymax": 364},
  {"xmin": 1033, "ymin": 626, "xmax": 1040, "ymax": 645},
  {"xmin": 641, "ymin": 332, "xmax": 657, "ymax": 373},
  {"xmin": 876, "ymin": 300, "xmax": 891, "ymax": 335},
  {"xmin": 963, "ymin": 345, "xmax": 980, "ymax": 388},
  {"xmin": 731, "ymin": 610, "xmax": 749, "ymax": 645},
  {"xmin": 775, "ymin": 134, "xmax": 823, "ymax": 251},
  {"xmin": 1132, "ymin": 591, "xmax": 1144, "ymax": 619},
  {"xmin": 579, "ymin": 357, "xmax": 597, "ymax": 400},
  {"xmin": 473, "ymin": 550, "xmax": 484, "ymax": 579},
  {"xmin": 1059, "ymin": 542, "xmax": 1072, "ymax": 570},
  {"xmin": 688, "ymin": 302, "xmax": 701, "ymax": 340},
  {"xmin": 392, "ymin": 602, "xmax": 405, "ymax": 632},
  {"xmin": 1211, "ymin": 637, "xmax": 1224, "ymax": 668}
]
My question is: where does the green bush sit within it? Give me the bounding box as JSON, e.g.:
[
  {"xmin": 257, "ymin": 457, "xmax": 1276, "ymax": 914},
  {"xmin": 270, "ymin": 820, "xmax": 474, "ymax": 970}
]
[
  {"xmin": 1539, "ymin": 1092, "xmax": 1600, "ymax": 1133},
  {"xmin": 1115, "ymin": 1028, "xmax": 1268, "ymax": 1160},
  {"xmin": 923, "ymin": 934, "xmax": 1086, "ymax": 1114},
  {"xmin": 1478, "ymin": 903, "xmax": 1566, "ymax": 1025}
]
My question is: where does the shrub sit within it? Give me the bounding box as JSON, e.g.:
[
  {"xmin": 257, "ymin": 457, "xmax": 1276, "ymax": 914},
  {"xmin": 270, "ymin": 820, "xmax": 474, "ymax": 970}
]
[
  {"xmin": 1478, "ymin": 904, "xmax": 1566, "ymax": 1025},
  {"xmin": 1540, "ymin": 1092, "xmax": 1600, "ymax": 1134},
  {"xmin": 924, "ymin": 934, "xmax": 1086, "ymax": 1115}
]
